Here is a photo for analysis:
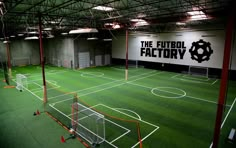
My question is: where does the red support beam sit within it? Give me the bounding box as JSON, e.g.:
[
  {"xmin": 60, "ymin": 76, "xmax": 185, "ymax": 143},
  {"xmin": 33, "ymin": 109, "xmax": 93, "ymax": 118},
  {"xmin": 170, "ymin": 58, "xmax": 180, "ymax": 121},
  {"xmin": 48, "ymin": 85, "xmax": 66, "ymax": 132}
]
[
  {"xmin": 212, "ymin": 2, "xmax": 236, "ymax": 148},
  {"xmin": 125, "ymin": 30, "xmax": 128, "ymax": 80},
  {"xmin": 5, "ymin": 41, "xmax": 12, "ymax": 78},
  {"xmin": 38, "ymin": 13, "xmax": 48, "ymax": 106}
]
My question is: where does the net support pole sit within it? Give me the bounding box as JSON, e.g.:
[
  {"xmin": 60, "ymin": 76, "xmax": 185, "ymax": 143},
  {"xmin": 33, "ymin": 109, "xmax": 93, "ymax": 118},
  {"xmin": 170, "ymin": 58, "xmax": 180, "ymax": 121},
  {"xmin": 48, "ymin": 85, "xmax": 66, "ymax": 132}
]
[
  {"xmin": 38, "ymin": 13, "xmax": 48, "ymax": 107},
  {"xmin": 5, "ymin": 40, "xmax": 12, "ymax": 79},
  {"xmin": 212, "ymin": 2, "xmax": 235, "ymax": 148},
  {"xmin": 71, "ymin": 93, "xmax": 78, "ymax": 131},
  {"xmin": 125, "ymin": 30, "xmax": 128, "ymax": 80}
]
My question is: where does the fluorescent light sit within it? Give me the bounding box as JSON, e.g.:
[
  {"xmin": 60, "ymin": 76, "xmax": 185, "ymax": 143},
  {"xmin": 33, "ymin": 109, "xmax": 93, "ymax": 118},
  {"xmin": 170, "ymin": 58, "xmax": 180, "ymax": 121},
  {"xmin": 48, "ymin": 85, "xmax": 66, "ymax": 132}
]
[
  {"xmin": 176, "ymin": 22, "xmax": 186, "ymax": 25},
  {"xmin": 87, "ymin": 37, "xmax": 98, "ymax": 40},
  {"xmin": 113, "ymin": 24, "xmax": 120, "ymax": 29},
  {"xmin": 10, "ymin": 35, "xmax": 16, "ymax": 38},
  {"xmin": 190, "ymin": 15, "xmax": 207, "ymax": 20},
  {"xmin": 92, "ymin": 6, "xmax": 114, "ymax": 11},
  {"xmin": 69, "ymin": 28, "xmax": 98, "ymax": 34},
  {"xmin": 17, "ymin": 33, "xmax": 24, "ymax": 37},
  {"xmin": 28, "ymin": 31, "xmax": 38, "ymax": 34},
  {"xmin": 187, "ymin": 11, "xmax": 207, "ymax": 20},
  {"xmin": 103, "ymin": 39, "xmax": 112, "ymax": 41},
  {"xmin": 46, "ymin": 35, "xmax": 54, "ymax": 38},
  {"xmin": 187, "ymin": 11, "xmax": 205, "ymax": 16},
  {"xmin": 3, "ymin": 40, "xmax": 10, "ymax": 44},
  {"xmin": 61, "ymin": 32, "xmax": 68, "ymax": 35},
  {"xmin": 43, "ymin": 27, "xmax": 52, "ymax": 31},
  {"xmin": 104, "ymin": 23, "xmax": 113, "ymax": 26},
  {"xmin": 24, "ymin": 36, "xmax": 39, "ymax": 40},
  {"xmin": 134, "ymin": 21, "xmax": 149, "ymax": 26},
  {"xmin": 130, "ymin": 19, "xmax": 145, "ymax": 22}
]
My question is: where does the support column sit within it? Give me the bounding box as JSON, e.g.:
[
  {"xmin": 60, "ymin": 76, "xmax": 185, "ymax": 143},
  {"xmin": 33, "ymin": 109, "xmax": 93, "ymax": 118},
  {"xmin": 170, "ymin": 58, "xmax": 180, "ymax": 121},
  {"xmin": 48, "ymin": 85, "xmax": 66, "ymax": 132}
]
[
  {"xmin": 125, "ymin": 30, "xmax": 128, "ymax": 80},
  {"xmin": 38, "ymin": 13, "xmax": 48, "ymax": 107},
  {"xmin": 5, "ymin": 41, "xmax": 12, "ymax": 79},
  {"xmin": 212, "ymin": 2, "xmax": 235, "ymax": 148}
]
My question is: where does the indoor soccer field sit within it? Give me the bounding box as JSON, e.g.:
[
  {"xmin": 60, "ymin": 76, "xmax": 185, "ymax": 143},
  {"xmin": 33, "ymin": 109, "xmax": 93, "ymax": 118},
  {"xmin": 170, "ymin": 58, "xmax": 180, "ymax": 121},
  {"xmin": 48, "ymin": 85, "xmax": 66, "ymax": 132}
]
[
  {"xmin": 1, "ymin": 65, "xmax": 235, "ymax": 148},
  {"xmin": 0, "ymin": 1, "xmax": 236, "ymax": 148}
]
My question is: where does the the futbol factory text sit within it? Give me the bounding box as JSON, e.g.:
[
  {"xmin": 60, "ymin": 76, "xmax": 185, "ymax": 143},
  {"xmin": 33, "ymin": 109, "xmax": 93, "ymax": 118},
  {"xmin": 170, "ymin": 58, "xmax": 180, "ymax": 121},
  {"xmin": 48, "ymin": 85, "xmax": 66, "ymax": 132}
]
[{"xmin": 140, "ymin": 41, "xmax": 186, "ymax": 59}]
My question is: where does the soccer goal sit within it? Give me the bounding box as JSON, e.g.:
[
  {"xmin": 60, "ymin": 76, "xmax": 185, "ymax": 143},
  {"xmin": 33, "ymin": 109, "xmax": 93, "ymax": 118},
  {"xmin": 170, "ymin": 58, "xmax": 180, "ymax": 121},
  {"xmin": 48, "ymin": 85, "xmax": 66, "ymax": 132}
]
[
  {"xmin": 188, "ymin": 66, "xmax": 209, "ymax": 78},
  {"xmin": 71, "ymin": 96, "xmax": 105, "ymax": 146},
  {"xmin": 12, "ymin": 58, "xmax": 31, "ymax": 66},
  {"xmin": 16, "ymin": 74, "xmax": 28, "ymax": 91}
]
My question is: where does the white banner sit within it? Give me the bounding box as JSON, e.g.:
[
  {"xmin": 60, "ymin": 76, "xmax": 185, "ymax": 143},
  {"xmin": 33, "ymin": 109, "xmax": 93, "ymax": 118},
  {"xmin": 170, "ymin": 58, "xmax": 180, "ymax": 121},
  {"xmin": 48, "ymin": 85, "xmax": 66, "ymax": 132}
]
[{"xmin": 112, "ymin": 30, "xmax": 232, "ymax": 69}]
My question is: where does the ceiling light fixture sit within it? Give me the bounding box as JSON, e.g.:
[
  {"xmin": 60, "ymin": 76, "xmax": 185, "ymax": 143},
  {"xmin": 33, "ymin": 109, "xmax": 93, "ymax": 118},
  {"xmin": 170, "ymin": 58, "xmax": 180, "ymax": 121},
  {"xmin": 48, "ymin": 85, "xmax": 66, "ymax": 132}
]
[
  {"xmin": 103, "ymin": 39, "xmax": 112, "ymax": 41},
  {"xmin": 92, "ymin": 6, "xmax": 114, "ymax": 11},
  {"xmin": 176, "ymin": 22, "xmax": 186, "ymax": 25},
  {"xmin": 3, "ymin": 40, "xmax": 10, "ymax": 44},
  {"xmin": 187, "ymin": 11, "xmax": 207, "ymax": 20},
  {"xmin": 43, "ymin": 27, "xmax": 52, "ymax": 31},
  {"xmin": 24, "ymin": 36, "xmax": 39, "ymax": 40},
  {"xmin": 69, "ymin": 28, "xmax": 98, "ymax": 34},
  {"xmin": 113, "ymin": 24, "xmax": 121, "ymax": 29},
  {"xmin": 87, "ymin": 37, "xmax": 98, "ymax": 40},
  {"xmin": 131, "ymin": 19, "xmax": 149, "ymax": 26},
  {"xmin": 61, "ymin": 32, "xmax": 68, "ymax": 35},
  {"xmin": 17, "ymin": 33, "xmax": 24, "ymax": 37}
]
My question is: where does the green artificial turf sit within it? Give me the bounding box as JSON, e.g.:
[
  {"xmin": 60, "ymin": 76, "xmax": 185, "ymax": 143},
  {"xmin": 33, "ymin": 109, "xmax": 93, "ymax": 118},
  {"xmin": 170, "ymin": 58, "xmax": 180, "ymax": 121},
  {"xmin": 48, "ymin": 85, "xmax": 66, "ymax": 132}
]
[{"xmin": 1, "ymin": 65, "xmax": 236, "ymax": 148}]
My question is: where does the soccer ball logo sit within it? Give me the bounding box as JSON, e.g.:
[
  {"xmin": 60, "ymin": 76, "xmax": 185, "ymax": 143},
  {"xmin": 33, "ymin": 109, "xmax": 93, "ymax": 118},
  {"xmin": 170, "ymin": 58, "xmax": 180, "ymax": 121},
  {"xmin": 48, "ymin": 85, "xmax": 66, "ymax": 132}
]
[{"xmin": 189, "ymin": 39, "xmax": 213, "ymax": 63}]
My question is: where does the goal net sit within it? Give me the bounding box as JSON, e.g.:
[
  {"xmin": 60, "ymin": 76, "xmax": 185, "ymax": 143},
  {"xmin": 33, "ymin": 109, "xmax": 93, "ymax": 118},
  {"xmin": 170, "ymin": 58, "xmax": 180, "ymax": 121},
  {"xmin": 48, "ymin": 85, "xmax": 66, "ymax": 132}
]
[
  {"xmin": 188, "ymin": 66, "xmax": 209, "ymax": 78},
  {"xmin": 71, "ymin": 95, "xmax": 105, "ymax": 145},
  {"xmin": 16, "ymin": 74, "xmax": 28, "ymax": 91},
  {"xmin": 12, "ymin": 58, "xmax": 31, "ymax": 66}
]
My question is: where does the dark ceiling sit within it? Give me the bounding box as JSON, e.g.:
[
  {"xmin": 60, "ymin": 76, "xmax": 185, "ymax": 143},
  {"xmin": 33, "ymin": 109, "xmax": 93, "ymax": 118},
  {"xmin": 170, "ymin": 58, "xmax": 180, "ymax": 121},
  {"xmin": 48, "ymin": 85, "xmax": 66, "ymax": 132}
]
[{"xmin": 0, "ymin": 0, "xmax": 234, "ymax": 38}]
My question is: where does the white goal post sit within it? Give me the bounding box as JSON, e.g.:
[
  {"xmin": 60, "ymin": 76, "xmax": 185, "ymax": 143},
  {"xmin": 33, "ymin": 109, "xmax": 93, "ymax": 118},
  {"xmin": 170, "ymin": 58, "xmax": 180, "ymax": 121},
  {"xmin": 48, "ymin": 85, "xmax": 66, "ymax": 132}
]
[
  {"xmin": 16, "ymin": 74, "xmax": 28, "ymax": 91},
  {"xmin": 71, "ymin": 101, "xmax": 105, "ymax": 145},
  {"xmin": 188, "ymin": 66, "xmax": 209, "ymax": 78}
]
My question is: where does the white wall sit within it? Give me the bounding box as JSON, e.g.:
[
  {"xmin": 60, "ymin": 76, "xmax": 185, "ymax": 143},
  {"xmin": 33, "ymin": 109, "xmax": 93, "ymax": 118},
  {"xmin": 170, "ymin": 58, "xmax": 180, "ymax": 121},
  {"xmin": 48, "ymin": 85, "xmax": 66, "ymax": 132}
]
[
  {"xmin": 112, "ymin": 30, "xmax": 236, "ymax": 70},
  {"xmin": 0, "ymin": 40, "xmax": 40, "ymax": 65},
  {"xmin": 44, "ymin": 37, "xmax": 75, "ymax": 68}
]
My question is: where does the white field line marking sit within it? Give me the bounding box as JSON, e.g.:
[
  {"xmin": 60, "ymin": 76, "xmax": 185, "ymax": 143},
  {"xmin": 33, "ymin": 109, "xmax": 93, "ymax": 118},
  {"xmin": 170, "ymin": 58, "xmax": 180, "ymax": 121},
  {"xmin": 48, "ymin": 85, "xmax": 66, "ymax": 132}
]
[
  {"xmin": 127, "ymin": 82, "xmax": 231, "ymax": 106},
  {"xmin": 12, "ymin": 79, "xmax": 43, "ymax": 101},
  {"xmin": 74, "ymin": 70, "xmax": 118, "ymax": 81},
  {"xmin": 131, "ymin": 127, "xmax": 159, "ymax": 148},
  {"xmin": 52, "ymin": 82, "xmax": 126, "ymax": 104},
  {"xmin": 180, "ymin": 78, "xmax": 206, "ymax": 84},
  {"xmin": 31, "ymin": 80, "xmax": 61, "ymax": 93},
  {"xmin": 50, "ymin": 104, "xmax": 126, "ymax": 148},
  {"xmin": 211, "ymin": 79, "xmax": 218, "ymax": 85},
  {"xmin": 27, "ymin": 70, "xmax": 67, "ymax": 78},
  {"xmin": 221, "ymin": 97, "xmax": 236, "ymax": 128},
  {"xmin": 51, "ymin": 70, "xmax": 158, "ymax": 102},
  {"xmin": 111, "ymin": 66, "xmax": 143, "ymax": 72},
  {"xmin": 100, "ymin": 104, "xmax": 160, "ymax": 148},
  {"xmin": 129, "ymin": 72, "xmax": 163, "ymax": 83},
  {"xmin": 33, "ymin": 82, "xmax": 43, "ymax": 88},
  {"xmin": 171, "ymin": 74, "xmax": 181, "ymax": 78},
  {"xmin": 209, "ymin": 97, "xmax": 236, "ymax": 148},
  {"xmin": 173, "ymin": 74, "xmax": 217, "ymax": 85},
  {"xmin": 110, "ymin": 129, "xmax": 130, "ymax": 144},
  {"xmin": 114, "ymin": 108, "xmax": 142, "ymax": 120},
  {"xmin": 182, "ymin": 75, "xmax": 210, "ymax": 81}
]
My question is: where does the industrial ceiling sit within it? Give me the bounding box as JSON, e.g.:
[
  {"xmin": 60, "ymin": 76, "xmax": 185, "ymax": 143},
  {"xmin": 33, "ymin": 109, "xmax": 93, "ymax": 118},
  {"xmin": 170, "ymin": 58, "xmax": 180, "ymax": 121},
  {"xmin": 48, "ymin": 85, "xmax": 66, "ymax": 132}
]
[{"xmin": 0, "ymin": 0, "xmax": 234, "ymax": 38}]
